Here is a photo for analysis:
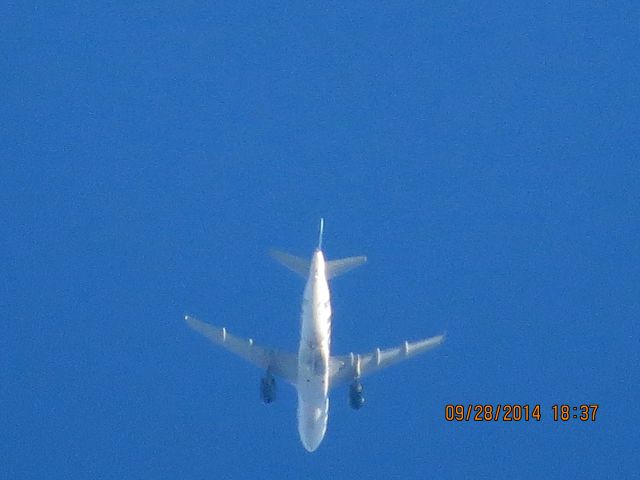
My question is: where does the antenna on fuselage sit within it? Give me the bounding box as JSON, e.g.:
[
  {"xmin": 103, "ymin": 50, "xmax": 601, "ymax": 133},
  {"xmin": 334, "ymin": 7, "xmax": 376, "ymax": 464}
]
[{"xmin": 317, "ymin": 218, "xmax": 324, "ymax": 250}]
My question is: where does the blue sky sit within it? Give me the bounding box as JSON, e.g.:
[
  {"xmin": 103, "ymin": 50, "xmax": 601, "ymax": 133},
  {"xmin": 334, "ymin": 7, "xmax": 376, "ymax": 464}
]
[{"xmin": 2, "ymin": 2, "xmax": 639, "ymax": 478}]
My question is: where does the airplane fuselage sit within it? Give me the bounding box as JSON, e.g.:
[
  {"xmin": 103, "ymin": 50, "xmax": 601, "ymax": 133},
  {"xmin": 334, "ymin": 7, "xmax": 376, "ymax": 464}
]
[{"xmin": 296, "ymin": 249, "xmax": 331, "ymax": 452}]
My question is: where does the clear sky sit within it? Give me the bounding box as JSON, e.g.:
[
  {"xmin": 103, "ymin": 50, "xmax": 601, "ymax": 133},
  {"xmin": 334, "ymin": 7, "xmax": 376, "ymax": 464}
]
[{"xmin": 3, "ymin": 3, "xmax": 639, "ymax": 478}]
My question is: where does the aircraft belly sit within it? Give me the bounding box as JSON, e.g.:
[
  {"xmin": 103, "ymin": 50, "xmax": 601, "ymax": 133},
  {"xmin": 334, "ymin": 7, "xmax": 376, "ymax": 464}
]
[
  {"xmin": 296, "ymin": 252, "xmax": 332, "ymax": 451},
  {"xmin": 296, "ymin": 339, "xmax": 329, "ymax": 451},
  {"xmin": 301, "ymin": 288, "xmax": 331, "ymax": 348}
]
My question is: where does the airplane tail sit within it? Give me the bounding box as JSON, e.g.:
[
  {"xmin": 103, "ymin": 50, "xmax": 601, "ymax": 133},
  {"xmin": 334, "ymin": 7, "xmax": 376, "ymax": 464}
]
[
  {"xmin": 270, "ymin": 250, "xmax": 367, "ymax": 279},
  {"xmin": 270, "ymin": 219, "xmax": 367, "ymax": 279},
  {"xmin": 318, "ymin": 218, "xmax": 324, "ymax": 250}
]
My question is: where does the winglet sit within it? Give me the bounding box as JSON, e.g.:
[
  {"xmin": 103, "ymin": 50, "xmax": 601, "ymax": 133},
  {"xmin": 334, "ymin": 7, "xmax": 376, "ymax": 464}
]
[{"xmin": 318, "ymin": 218, "xmax": 324, "ymax": 250}]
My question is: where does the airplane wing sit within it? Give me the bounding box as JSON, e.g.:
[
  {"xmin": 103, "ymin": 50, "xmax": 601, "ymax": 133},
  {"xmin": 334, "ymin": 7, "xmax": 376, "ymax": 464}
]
[
  {"xmin": 328, "ymin": 334, "xmax": 445, "ymax": 389},
  {"xmin": 184, "ymin": 315, "xmax": 299, "ymax": 385}
]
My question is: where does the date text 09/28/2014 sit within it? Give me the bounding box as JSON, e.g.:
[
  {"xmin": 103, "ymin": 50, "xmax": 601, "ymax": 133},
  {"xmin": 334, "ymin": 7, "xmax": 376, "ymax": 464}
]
[{"xmin": 444, "ymin": 404, "xmax": 599, "ymax": 422}]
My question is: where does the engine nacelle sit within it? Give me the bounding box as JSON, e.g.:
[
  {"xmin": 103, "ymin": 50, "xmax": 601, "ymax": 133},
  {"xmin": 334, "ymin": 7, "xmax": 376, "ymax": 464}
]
[
  {"xmin": 349, "ymin": 380, "xmax": 365, "ymax": 409},
  {"xmin": 260, "ymin": 373, "xmax": 276, "ymax": 404}
]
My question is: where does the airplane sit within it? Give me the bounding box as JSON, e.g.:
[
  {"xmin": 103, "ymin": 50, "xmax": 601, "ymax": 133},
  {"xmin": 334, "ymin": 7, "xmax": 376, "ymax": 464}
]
[{"xmin": 184, "ymin": 219, "xmax": 445, "ymax": 452}]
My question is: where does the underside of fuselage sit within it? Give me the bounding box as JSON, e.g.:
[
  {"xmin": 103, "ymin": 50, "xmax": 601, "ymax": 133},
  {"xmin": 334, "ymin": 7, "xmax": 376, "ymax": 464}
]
[{"xmin": 296, "ymin": 249, "xmax": 332, "ymax": 451}]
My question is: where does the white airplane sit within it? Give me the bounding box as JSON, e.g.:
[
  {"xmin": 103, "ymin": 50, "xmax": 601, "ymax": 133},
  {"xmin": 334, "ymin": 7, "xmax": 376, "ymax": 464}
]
[{"xmin": 184, "ymin": 219, "xmax": 445, "ymax": 452}]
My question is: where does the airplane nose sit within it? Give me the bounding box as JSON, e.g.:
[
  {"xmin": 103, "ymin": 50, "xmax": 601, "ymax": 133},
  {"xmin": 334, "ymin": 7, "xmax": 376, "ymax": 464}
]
[
  {"xmin": 301, "ymin": 431, "xmax": 323, "ymax": 452},
  {"xmin": 298, "ymin": 400, "xmax": 328, "ymax": 452},
  {"xmin": 299, "ymin": 411, "xmax": 326, "ymax": 452}
]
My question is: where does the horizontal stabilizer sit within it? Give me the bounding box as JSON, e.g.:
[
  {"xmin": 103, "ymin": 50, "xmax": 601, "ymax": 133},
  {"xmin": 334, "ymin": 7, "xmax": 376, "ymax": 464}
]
[
  {"xmin": 269, "ymin": 250, "xmax": 310, "ymax": 278},
  {"xmin": 326, "ymin": 256, "xmax": 367, "ymax": 279}
]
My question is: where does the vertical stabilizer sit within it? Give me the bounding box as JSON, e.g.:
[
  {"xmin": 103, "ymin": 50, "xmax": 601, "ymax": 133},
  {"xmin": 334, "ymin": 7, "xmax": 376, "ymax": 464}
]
[
  {"xmin": 271, "ymin": 218, "xmax": 365, "ymax": 279},
  {"xmin": 318, "ymin": 218, "xmax": 324, "ymax": 250}
]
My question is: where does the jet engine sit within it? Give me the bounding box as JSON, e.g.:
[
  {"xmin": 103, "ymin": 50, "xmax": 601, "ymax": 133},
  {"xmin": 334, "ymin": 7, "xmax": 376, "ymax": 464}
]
[
  {"xmin": 260, "ymin": 372, "xmax": 276, "ymax": 404},
  {"xmin": 348, "ymin": 380, "xmax": 365, "ymax": 409}
]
